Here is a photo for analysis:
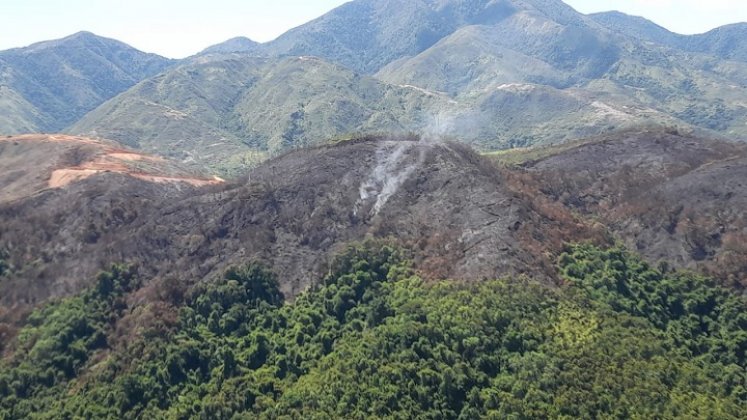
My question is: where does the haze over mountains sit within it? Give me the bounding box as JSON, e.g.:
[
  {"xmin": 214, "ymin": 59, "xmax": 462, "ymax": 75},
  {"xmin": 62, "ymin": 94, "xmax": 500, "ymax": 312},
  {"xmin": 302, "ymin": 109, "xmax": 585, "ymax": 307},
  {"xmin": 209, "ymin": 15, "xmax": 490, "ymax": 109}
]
[{"xmin": 1, "ymin": 0, "xmax": 746, "ymax": 173}]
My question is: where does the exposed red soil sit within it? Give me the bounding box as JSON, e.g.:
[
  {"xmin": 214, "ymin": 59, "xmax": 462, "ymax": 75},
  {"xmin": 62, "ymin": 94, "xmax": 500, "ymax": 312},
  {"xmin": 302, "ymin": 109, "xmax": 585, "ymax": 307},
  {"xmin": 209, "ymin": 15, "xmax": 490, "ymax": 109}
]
[{"xmin": 0, "ymin": 134, "xmax": 223, "ymax": 194}]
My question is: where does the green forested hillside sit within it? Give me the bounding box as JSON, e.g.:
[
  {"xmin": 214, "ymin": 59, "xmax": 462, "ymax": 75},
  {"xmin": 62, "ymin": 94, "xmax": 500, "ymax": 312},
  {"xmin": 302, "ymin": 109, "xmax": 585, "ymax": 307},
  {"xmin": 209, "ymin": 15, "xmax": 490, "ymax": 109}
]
[
  {"xmin": 0, "ymin": 32, "xmax": 173, "ymax": 134},
  {"xmin": 68, "ymin": 56, "xmax": 452, "ymax": 172},
  {"xmin": 1, "ymin": 243, "xmax": 744, "ymax": 419},
  {"xmin": 264, "ymin": 0, "xmax": 595, "ymax": 75}
]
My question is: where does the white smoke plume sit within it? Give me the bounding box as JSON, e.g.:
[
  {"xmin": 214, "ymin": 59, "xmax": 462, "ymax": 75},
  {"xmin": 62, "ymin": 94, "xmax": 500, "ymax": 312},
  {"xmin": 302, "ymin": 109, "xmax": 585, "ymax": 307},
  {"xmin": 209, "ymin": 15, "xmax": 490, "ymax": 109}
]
[
  {"xmin": 422, "ymin": 111, "xmax": 456, "ymax": 141},
  {"xmin": 355, "ymin": 140, "xmax": 426, "ymax": 217}
]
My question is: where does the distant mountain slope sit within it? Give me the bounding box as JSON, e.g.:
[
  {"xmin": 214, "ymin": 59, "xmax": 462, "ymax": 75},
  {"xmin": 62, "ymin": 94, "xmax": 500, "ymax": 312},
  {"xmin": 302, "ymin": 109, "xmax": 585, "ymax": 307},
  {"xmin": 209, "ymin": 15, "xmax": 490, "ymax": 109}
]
[
  {"xmin": 0, "ymin": 85, "xmax": 50, "ymax": 133},
  {"xmin": 0, "ymin": 32, "xmax": 173, "ymax": 134},
  {"xmin": 591, "ymin": 12, "xmax": 747, "ymax": 63},
  {"xmin": 588, "ymin": 12, "xmax": 684, "ymax": 48},
  {"xmin": 68, "ymin": 55, "xmax": 265, "ymax": 171},
  {"xmin": 69, "ymin": 55, "xmax": 457, "ymax": 172},
  {"xmin": 264, "ymin": 0, "xmax": 587, "ymax": 74},
  {"xmin": 373, "ymin": 13, "xmax": 619, "ymax": 94},
  {"xmin": 199, "ymin": 36, "xmax": 260, "ymax": 55},
  {"xmin": 375, "ymin": 5, "xmax": 747, "ymax": 139},
  {"xmin": 69, "ymin": 52, "xmax": 670, "ymax": 173},
  {"xmin": 687, "ymin": 24, "xmax": 747, "ymax": 62},
  {"xmin": 56, "ymin": 0, "xmax": 747, "ymax": 171}
]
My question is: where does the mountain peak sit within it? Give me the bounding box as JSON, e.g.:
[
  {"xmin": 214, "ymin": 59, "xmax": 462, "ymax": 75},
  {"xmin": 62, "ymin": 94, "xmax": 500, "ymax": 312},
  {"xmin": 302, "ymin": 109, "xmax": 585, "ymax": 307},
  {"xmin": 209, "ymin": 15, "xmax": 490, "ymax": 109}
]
[
  {"xmin": 13, "ymin": 31, "xmax": 128, "ymax": 54},
  {"xmin": 265, "ymin": 0, "xmax": 587, "ymax": 73},
  {"xmin": 590, "ymin": 10, "xmax": 672, "ymax": 33},
  {"xmin": 588, "ymin": 9, "xmax": 683, "ymax": 48},
  {"xmin": 590, "ymin": 10, "xmax": 747, "ymax": 62},
  {"xmin": 701, "ymin": 21, "xmax": 747, "ymax": 35},
  {"xmin": 200, "ymin": 36, "xmax": 261, "ymax": 55},
  {"xmin": 65, "ymin": 30, "xmax": 98, "ymax": 39},
  {"xmin": 0, "ymin": 31, "xmax": 173, "ymax": 133}
]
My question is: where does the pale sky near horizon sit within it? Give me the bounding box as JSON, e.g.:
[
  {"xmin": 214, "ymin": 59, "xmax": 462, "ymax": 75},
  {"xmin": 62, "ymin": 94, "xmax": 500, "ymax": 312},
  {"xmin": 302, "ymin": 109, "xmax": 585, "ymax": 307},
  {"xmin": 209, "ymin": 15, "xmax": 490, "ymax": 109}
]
[{"xmin": 0, "ymin": 0, "xmax": 745, "ymax": 58}]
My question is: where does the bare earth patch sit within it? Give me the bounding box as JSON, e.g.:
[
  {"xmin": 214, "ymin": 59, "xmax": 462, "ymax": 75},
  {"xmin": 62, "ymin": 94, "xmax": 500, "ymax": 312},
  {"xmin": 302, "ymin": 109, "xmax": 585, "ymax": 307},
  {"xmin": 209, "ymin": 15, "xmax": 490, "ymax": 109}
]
[
  {"xmin": 0, "ymin": 134, "xmax": 222, "ymax": 192},
  {"xmin": 48, "ymin": 169, "xmax": 102, "ymax": 188}
]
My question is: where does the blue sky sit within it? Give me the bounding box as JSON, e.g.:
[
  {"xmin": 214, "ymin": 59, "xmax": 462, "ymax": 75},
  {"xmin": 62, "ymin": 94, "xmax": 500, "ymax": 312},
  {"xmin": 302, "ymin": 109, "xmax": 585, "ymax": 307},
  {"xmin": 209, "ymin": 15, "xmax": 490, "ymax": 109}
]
[{"xmin": 0, "ymin": 0, "xmax": 745, "ymax": 58}]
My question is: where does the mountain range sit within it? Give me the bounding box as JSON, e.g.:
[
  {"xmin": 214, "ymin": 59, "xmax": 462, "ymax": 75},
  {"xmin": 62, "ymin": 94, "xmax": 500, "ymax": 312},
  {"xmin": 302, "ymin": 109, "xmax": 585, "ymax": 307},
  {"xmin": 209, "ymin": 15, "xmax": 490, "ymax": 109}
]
[
  {"xmin": 1, "ymin": 0, "xmax": 746, "ymax": 173},
  {"xmin": 590, "ymin": 11, "xmax": 747, "ymax": 62},
  {"xmin": 2, "ymin": 1, "xmax": 747, "ymax": 415}
]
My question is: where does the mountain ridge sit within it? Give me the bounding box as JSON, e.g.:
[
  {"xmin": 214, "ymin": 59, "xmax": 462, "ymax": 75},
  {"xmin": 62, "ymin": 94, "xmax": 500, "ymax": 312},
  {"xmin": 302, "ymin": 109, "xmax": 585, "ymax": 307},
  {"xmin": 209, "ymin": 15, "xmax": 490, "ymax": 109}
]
[
  {"xmin": 261, "ymin": 0, "xmax": 593, "ymax": 74},
  {"xmin": 2, "ymin": 0, "xmax": 747, "ymax": 173},
  {"xmin": 66, "ymin": 0, "xmax": 747, "ymax": 172},
  {"xmin": 199, "ymin": 36, "xmax": 261, "ymax": 55},
  {"xmin": 590, "ymin": 11, "xmax": 747, "ymax": 62},
  {"xmin": 0, "ymin": 32, "xmax": 174, "ymax": 134},
  {"xmin": 3, "ymin": 129, "xmax": 746, "ymax": 345}
]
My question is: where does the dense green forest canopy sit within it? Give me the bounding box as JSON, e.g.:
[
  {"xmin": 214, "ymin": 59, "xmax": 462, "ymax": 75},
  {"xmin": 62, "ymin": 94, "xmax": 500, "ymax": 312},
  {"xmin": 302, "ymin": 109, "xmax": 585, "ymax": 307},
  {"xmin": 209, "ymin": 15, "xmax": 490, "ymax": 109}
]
[{"xmin": 1, "ymin": 243, "xmax": 745, "ymax": 419}]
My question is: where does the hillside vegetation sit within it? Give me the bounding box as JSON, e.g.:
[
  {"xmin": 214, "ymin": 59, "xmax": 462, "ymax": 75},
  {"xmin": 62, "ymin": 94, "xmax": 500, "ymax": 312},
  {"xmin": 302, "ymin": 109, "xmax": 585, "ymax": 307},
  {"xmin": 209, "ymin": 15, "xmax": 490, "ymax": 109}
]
[
  {"xmin": 0, "ymin": 1, "xmax": 745, "ymax": 415},
  {"xmin": 0, "ymin": 242, "xmax": 744, "ymax": 418},
  {"xmin": 69, "ymin": 56, "xmax": 451, "ymax": 172},
  {"xmin": 1, "ymin": 0, "xmax": 746, "ymax": 173},
  {"xmin": 2, "ymin": 135, "xmax": 604, "ymax": 330},
  {"xmin": 63, "ymin": 0, "xmax": 747, "ymax": 172},
  {"xmin": 0, "ymin": 32, "xmax": 173, "ymax": 134}
]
